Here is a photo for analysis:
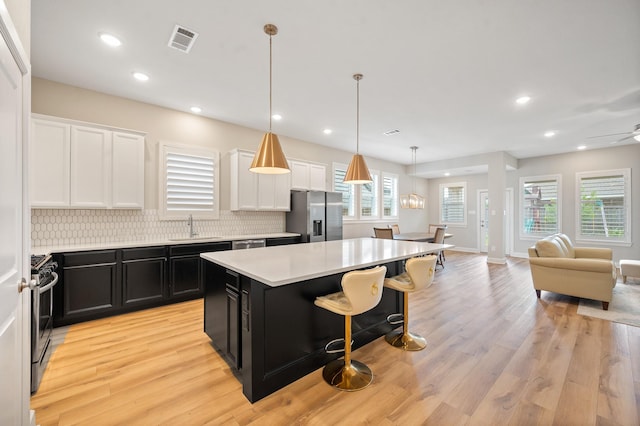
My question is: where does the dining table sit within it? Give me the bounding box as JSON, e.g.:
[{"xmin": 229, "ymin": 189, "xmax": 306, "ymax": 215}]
[{"xmin": 393, "ymin": 232, "xmax": 453, "ymax": 242}]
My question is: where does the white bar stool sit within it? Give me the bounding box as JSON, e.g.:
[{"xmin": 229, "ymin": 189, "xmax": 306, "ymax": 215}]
[
  {"xmin": 314, "ymin": 265, "xmax": 387, "ymax": 391},
  {"xmin": 383, "ymin": 255, "xmax": 437, "ymax": 351}
]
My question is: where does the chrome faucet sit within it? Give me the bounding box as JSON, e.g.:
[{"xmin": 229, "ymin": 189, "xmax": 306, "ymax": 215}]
[{"xmin": 187, "ymin": 214, "xmax": 198, "ymax": 238}]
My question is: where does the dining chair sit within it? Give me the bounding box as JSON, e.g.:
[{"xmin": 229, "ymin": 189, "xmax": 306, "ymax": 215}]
[
  {"xmin": 433, "ymin": 226, "xmax": 446, "ymax": 268},
  {"xmin": 428, "ymin": 223, "xmax": 447, "ymax": 233},
  {"xmin": 389, "ymin": 224, "xmax": 400, "ymax": 235},
  {"xmin": 373, "ymin": 227, "xmax": 394, "ymax": 239}
]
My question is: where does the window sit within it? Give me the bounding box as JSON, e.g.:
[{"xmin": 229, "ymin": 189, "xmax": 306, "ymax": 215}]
[
  {"xmin": 333, "ymin": 164, "xmax": 356, "ymax": 219},
  {"xmin": 439, "ymin": 182, "xmax": 466, "ymax": 225},
  {"xmin": 332, "ymin": 163, "xmax": 398, "ymax": 221},
  {"xmin": 360, "ymin": 173, "xmax": 379, "ymax": 218},
  {"xmin": 576, "ymin": 169, "xmax": 630, "ymax": 244},
  {"xmin": 382, "ymin": 173, "xmax": 399, "ymax": 218},
  {"xmin": 520, "ymin": 175, "xmax": 561, "ymax": 238},
  {"xmin": 159, "ymin": 141, "xmax": 219, "ymax": 220}
]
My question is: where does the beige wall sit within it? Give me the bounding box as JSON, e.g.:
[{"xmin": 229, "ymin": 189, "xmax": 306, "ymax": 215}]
[{"xmin": 31, "ymin": 78, "xmax": 430, "ymax": 237}]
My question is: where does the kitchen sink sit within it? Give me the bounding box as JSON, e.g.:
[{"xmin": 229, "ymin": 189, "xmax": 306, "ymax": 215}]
[{"xmin": 168, "ymin": 236, "xmax": 221, "ymax": 242}]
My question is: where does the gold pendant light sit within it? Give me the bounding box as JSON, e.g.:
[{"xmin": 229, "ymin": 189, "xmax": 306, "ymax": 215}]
[
  {"xmin": 343, "ymin": 74, "xmax": 372, "ymax": 184},
  {"xmin": 400, "ymin": 146, "xmax": 425, "ymax": 209},
  {"xmin": 250, "ymin": 24, "xmax": 290, "ymax": 174}
]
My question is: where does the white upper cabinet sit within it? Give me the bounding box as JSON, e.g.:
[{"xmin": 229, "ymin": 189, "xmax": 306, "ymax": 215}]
[
  {"xmin": 30, "ymin": 119, "xmax": 71, "ymax": 207},
  {"xmin": 70, "ymin": 125, "xmax": 111, "ymax": 207},
  {"xmin": 112, "ymin": 132, "xmax": 145, "ymax": 208},
  {"xmin": 30, "ymin": 115, "xmax": 145, "ymax": 209},
  {"xmin": 230, "ymin": 149, "xmax": 291, "ymax": 211},
  {"xmin": 289, "ymin": 159, "xmax": 326, "ymax": 191}
]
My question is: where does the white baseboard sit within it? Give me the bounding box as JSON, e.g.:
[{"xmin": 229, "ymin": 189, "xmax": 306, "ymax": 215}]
[
  {"xmin": 509, "ymin": 251, "xmax": 529, "ymax": 259},
  {"xmin": 487, "ymin": 257, "xmax": 507, "ymax": 264}
]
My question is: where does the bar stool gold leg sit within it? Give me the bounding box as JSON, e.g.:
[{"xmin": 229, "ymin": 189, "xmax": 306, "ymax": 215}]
[
  {"xmin": 385, "ymin": 292, "xmax": 427, "ymax": 351},
  {"xmin": 322, "ymin": 315, "xmax": 373, "ymax": 391}
]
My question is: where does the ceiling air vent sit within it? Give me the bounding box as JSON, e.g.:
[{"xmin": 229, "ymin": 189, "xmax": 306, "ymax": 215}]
[
  {"xmin": 168, "ymin": 25, "xmax": 199, "ymax": 53},
  {"xmin": 383, "ymin": 129, "xmax": 400, "ymax": 136}
]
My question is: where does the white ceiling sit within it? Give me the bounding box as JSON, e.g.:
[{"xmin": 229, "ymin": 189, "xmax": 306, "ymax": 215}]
[{"xmin": 31, "ymin": 0, "xmax": 640, "ymax": 176}]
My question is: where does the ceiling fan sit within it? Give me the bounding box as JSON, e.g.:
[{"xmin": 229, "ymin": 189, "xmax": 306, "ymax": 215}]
[{"xmin": 587, "ymin": 123, "xmax": 640, "ymax": 143}]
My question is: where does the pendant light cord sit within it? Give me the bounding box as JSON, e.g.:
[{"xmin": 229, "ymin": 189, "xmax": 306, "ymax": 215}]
[
  {"xmin": 411, "ymin": 146, "xmax": 418, "ymax": 193},
  {"xmin": 269, "ymin": 33, "xmax": 273, "ymax": 132},
  {"xmin": 356, "ymin": 77, "xmax": 360, "ymax": 154}
]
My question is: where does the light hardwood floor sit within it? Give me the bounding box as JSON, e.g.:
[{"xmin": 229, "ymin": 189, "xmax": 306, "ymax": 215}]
[{"xmin": 31, "ymin": 252, "xmax": 640, "ymax": 425}]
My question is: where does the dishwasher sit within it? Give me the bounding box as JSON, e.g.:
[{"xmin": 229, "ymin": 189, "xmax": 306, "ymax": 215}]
[{"xmin": 231, "ymin": 239, "xmax": 266, "ymax": 250}]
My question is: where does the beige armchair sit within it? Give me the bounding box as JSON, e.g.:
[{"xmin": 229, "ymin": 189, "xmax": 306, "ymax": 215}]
[{"xmin": 528, "ymin": 233, "xmax": 616, "ymax": 310}]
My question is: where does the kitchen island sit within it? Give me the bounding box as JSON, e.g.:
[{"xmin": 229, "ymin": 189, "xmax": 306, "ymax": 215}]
[{"xmin": 201, "ymin": 237, "xmax": 452, "ymax": 402}]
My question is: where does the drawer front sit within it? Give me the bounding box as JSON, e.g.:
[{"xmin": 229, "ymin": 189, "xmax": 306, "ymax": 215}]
[
  {"xmin": 169, "ymin": 241, "xmax": 231, "ymax": 257},
  {"xmin": 122, "ymin": 246, "xmax": 167, "ymax": 261},
  {"xmin": 63, "ymin": 249, "xmax": 117, "ymax": 267},
  {"xmin": 225, "ymin": 269, "xmax": 240, "ymax": 292}
]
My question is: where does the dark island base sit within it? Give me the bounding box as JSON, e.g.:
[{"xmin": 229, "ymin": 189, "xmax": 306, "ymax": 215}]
[{"xmin": 203, "ymin": 259, "xmax": 404, "ymax": 402}]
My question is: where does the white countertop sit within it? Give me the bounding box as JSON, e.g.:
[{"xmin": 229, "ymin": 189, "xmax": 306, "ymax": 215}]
[
  {"xmin": 201, "ymin": 237, "xmax": 454, "ymax": 287},
  {"xmin": 32, "ymin": 232, "xmax": 300, "ymax": 255}
]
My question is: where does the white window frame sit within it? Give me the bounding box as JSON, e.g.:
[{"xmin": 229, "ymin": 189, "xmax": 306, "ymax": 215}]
[
  {"xmin": 439, "ymin": 182, "xmax": 467, "ymax": 226},
  {"xmin": 519, "ymin": 174, "xmax": 562, "ymax": 240},
  {"xmin": 158, "ymin": 141, "xmax": 220, "ymax": 220},
  {"xmin": 332, "ymin": 163, "xmax": 398, "ymax": 221},
  {"xmin": 575, "ymin": 168, "xmax": 631, "ymax": 245}
]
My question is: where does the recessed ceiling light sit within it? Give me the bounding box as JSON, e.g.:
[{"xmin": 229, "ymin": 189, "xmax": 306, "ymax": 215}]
[
  {"xmin": 190, "ymin": 106, "xmax": 202, "ymax": 114},
  {"xmin": 544, "ymin": 131, "xmax": 556, "ymax": 138},
  {"xmin": 323, "ymin": 129, "xmax": 332, "ymax": 135},
  {"xmin": 444, "ymin": 172, "xmax": 451, "ymax": 177},
  {"xmin": 515, "ymin": 96, "xmax": 531, "ymax": 105},
  {"xmin": 272, "ymin": 114, "xmax": 282, "ymax": 121},
  {"xmin": 132, "ymin": 72, "xmax": 149, "ymax": 81},
  {"xmin": 99, "ymin": 32, "xmax": 122, "ymax": 47},
  {"xmin": 577, "ymin": 145, "xmax": 587, "ymax": 150}
]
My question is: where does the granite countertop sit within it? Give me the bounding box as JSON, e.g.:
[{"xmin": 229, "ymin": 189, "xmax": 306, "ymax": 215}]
[
  {"xmin": 32, "ymin": 232, "xmax": 301, "ymax": 255},
  {"xmin": 201, "ymin": 237, "xmax": 455, "ymax": 287}
]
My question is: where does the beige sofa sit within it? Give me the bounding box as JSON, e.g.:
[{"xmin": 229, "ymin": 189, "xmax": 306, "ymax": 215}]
[{"xmin": 528, "ymin": 233, "xmax": 616, "ymax": 310}]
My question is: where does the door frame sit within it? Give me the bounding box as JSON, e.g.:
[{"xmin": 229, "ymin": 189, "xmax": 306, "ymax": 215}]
[{"xmin": 0, "ymin": 3, "xmax": 32, "ymax": 425}]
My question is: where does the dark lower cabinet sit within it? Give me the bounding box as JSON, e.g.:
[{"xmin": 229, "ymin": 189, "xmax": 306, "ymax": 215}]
[
  {"xmin": 203, "ymin": 263, "xmax": 242, "ymax": 369},
  {"xmin": 59, "ymin": 250, "xmax": 118, "ymax": 324},
  {"xmin": 122, "ymin": 247, "xmax": 167, "ymax": 307},
  {"xmin": 53, "ymin": 238, "xmax": 297, "ymax": 326},
  {"xmin": 168, "ymin": 242, "xmax": 231, "ymax": 300}
]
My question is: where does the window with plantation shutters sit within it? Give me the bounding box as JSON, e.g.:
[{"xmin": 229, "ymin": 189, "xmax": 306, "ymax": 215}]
[
  {"xmin": 159, "ymin": 142, "xmax": 219, "ymax": 220},
  {"xmin": 576, "ymin": 169, "xmax": 630, "ymax": 244},
  {"xmin": 520, "ymin": 175, "xmax": 561, "ymax": 238},
  {"xmin": 439, "ymin": 182, "xmax": 466, "ymax": 225},
  {"xmin": 360, "ymin": 173, "xmax": 379, "ymax": 218},
  {"xmin": 333, "ymin": 164, "xmax": 356, "ymax": 218},
  {"xmin": 382, "ymin": 173, "xmax": 399, "ymax": 218},
  {"xmin": 332, "ymin": 164, "xmax": 397, "ymax": 221}
]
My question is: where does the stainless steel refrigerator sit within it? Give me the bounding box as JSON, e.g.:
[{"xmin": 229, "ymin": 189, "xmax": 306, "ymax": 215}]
[{"xmin": 286, "ymin": 190, "xmax": 343, "ymax": 242}]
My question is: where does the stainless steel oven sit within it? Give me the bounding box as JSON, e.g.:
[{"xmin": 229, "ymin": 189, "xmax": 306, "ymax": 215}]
[{"xmin": 30, "ymin": 254, "xmax": 58, "ymax": 394}]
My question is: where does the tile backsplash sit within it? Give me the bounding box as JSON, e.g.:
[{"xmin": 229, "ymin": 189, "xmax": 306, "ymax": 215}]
[{"xmin": 31, "ymin": 209, "xmax": 285, "ymax": 247}]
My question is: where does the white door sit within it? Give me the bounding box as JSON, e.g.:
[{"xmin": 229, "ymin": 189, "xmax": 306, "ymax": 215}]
[
  {"xmin": 478, "ymin": 189, "xmax": 513, "ymax": 255},
  {"xmin": 479, "ymin": 190, "xmax": 489, "ymax": 252},
  {"xmin": 0, "ymin": 18, "xmax": 29, "ymax": 425}
]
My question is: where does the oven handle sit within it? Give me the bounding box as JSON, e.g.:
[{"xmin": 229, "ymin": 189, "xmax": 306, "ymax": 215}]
[{"xmin": 38, "ymin": 272, "xmax": 58, "ymax": 293}]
